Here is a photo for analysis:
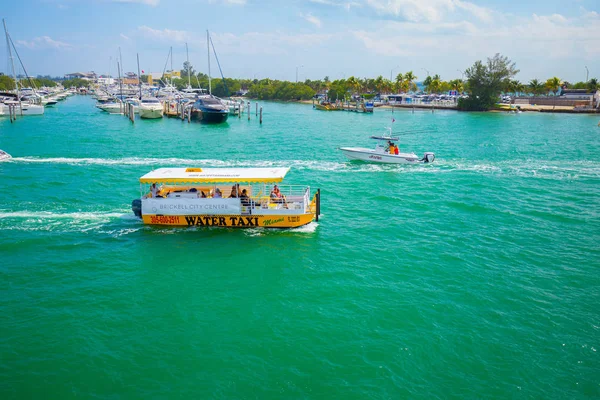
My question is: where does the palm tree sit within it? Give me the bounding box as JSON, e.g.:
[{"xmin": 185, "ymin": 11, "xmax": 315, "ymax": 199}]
[
  {"xmin": 528, "ymin": 79, "xmax": 543, "ymax": 96},
  {"xmin": 346, "ymin": 76, "xmax": 359, "ymax": 95},
  {"xmin": 395, "ymin": 73, "xmax": 404, "ymax": 86},
  {"xmin": 403, "ymin": 71, "xmax": 417, "ymax": 93},
  {"xmin": 510, "ymin": 80, "xmax": 524, "ymax": 97},
  {"xmin": 428, "ymin": 77, "xmax": 442, "ymax": 94},
  {"xmin": 449, "ymin": 79, "xmax": 464, "ymax": 93},
  {"xmin": 545, "ymin": 76, "xmax": 562, "ymax": 109},
  {"xmin": 587, "ymin": 78, "xmax": 598, "ymax": 92},
  {"xmin": 423, "ymin": 75, "xmax": 433, "ymax": 93},
  {"xmin": 374, "ymin": 75, "xmax": 384, "ymax": 94}
]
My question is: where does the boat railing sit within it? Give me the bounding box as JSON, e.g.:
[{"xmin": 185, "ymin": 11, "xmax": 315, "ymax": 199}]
[{"xmin": 141, "ymin": 183, "xmax": 313, "ymax": 213}]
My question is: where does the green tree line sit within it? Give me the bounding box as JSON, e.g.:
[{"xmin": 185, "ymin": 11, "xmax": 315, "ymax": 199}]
[{"xmin": 0, "ymin": 75, "xmax": 58, "ymax": 90}]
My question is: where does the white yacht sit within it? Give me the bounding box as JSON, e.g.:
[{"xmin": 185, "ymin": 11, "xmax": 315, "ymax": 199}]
[{"xmin": 138, "ymin": 98, "xmax": 163, "ymax": 119}]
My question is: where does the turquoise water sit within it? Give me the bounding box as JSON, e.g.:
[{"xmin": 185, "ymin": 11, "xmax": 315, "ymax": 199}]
[{"xmin": 1, "ymin": 97, "xmax": 599, "ymax": 398}]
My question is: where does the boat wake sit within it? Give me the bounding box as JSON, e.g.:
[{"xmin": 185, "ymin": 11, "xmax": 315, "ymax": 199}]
[
  {"xmin": 0, "ymin": 209, "xmax": 140, "ymax": 237},
  {"xmin": 7, "ymin": 157, "xmax": 600, "ymax": 179}
]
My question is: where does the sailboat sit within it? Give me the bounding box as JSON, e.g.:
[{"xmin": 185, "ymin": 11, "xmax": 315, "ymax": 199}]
[
  {"xmin": 190, "ymin": 31, "xmax": 229, "ymax": 124},
  {"xmin": 2, "ymin": 19, "xmax": 44, "ymax": 116}
]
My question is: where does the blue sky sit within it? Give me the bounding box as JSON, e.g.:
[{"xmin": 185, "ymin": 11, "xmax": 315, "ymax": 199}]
[{"xmin": 2, "ymin": 0, "xmax": 599, "ymax": 82}]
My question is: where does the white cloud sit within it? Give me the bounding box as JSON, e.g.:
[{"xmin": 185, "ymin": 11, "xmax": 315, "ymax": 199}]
[
  {"xmin": 16, "ymin": 36, "xmax": 73, "ymax": 50},
  {"xmin": 300, "ymin": 12, "xmax": 322, "ymax": 27},
  {"xmin": 137, "ymin": 25, "xmax": 191, "ymax": 43},
  {"xmin": 350, "ymin": 9, "xmax": 600, "ymax": 80},
  {"xmin": 366, "ymin": 0, "xmax": 492, "ymax": 23},
  {"xmin": 309, "ymin": 0, "xmax": 361, "ymax": 10},
  {"xmin": 210, "ymin": 31, "xmax": 335, "ymax": 55}
]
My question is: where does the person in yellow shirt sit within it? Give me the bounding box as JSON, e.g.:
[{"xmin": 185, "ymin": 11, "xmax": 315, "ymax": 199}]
[{"xmin": 389, "ymin": 143, "xmax": 396, "ymax": 154}]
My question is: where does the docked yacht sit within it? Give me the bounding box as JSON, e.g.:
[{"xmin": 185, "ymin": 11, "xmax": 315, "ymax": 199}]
[
  {"xmin": 139, "ymin": 98, "xmax": 163, "ymax": 119},
  {"xmin": 190, "ymin": 95, "xmax": 229, "ymax": 123},
  {"xmin": 339, "ymin": 128, "xmax": 435, "ymax": 164}
]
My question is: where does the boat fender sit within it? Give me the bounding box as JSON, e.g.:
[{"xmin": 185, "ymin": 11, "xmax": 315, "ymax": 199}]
[
  {"xmin": 131, "ymin": 199, "xmax": 142, "ymax": 218},
  {"xmin": 422, "ymin": 152, "xmax": 435, "ymax": 163}
]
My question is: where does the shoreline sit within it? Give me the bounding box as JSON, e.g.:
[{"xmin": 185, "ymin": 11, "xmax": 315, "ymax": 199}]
[{"xmin": 293, "ymin": 99, "xmax": 599, "ymax": 114}]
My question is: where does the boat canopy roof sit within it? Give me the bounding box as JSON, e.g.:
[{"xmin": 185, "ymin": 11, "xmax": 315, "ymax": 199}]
[
  {"xmin": 370, "ymin": 135, "xmax": 399, "ymax": 141},
  {"xmin": 139, "ymin": 167, "xmax": 290, "ymax": 184}
]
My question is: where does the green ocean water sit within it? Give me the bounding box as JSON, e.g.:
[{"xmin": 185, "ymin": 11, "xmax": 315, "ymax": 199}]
[{"xmin": 1, "ymin": 96, "xmax": 599, "ymax": 399}]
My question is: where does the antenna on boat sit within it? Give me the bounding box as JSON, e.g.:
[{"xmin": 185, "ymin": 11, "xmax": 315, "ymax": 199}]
[{"xmin": 207, "ymin": 30, "xmax": 212, "ymax": 95}]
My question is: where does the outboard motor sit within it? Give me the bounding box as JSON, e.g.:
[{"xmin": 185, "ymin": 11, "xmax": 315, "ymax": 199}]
[
  {"xmin": 131, "ymin": 199, "xmax": 142, "ymax": 218},
  {"xmin": 423, "ymin": 152, "xmax": 435, "ymax": 163}
]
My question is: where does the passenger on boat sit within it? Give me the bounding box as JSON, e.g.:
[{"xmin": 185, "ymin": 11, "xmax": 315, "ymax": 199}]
[
  {"xmin": 240, "ymin": 189, "xmax": 251, "ymax": 206},
  {"xmin": 229, "ymin": 185, "xmax": 238, "ymax": 198},
  {"xmin": 389, "ymin": 143, "xmax": 396, "ymax": 155},
  {"xmin": 270, "ymin": 185, "xmax": 288, "ymax": 208},
  {"xmin": 151, "ymin": 183, "xmax": 159, "ymax": 198},
  {"xmin": 213, "ymin": 188, "xmax": 222, "ymax": 198}
]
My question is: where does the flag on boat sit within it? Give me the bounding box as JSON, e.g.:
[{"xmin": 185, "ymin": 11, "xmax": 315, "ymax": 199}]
[{"xmin": 392, "ymin": 118, "xmax": 395, "ymax": 123}]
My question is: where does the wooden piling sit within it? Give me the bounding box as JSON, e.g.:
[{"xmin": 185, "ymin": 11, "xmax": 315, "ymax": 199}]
[
  {"xmin": 259, "ymin": 107, "xmax": 263, "ymax": 124},
  {"xmin": 247, "ymin": 102, "xmax": 250, "ymax": 120}
]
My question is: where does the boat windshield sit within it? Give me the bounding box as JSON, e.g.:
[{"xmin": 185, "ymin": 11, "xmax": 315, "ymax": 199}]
[
  {"xmin": 196, "ymin": 98, "xmax": 222, "ymax": 105},
  {"xmin": 142, "ymin": 99, "xmax": 160, "ymax": 104}
]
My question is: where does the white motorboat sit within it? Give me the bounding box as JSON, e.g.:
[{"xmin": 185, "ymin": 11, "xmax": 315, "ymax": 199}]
[
  {"xmin": 339, "ymin": 128, "xmax": 435, "ymax": 164},
  {"xmin": 0, "ymin": 149, "xmax": 11, "ymax": 161},
  {"xmin": 2, "ymin": 100, "xmax": 44, "ymax": 115},
  {"xmin": 138, "ymin": 98, "xmax": 163, "ymax": 119}
]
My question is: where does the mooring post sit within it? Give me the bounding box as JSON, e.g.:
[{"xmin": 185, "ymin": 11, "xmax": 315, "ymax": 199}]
[
  {"xmin": 316, "ymin": 188, "xmax": 320, "ymax": 222},
  {"xmin": 259, "ymin": 107, "xmax": 263, "ymax": 124},
  {"xmin": 188, "ymin": 107, "xmax": 191, "ymax": 123},
  {"xmin": 238, "ymin": 103, "xmax": 241, "ymax": 119},
  {"xmin": 247, "ymin": 102, "xmax": 250, "ymax": 120},
  {"xmin": 255, "ymin": 102, "xmax": 258, "ymax": 116}
]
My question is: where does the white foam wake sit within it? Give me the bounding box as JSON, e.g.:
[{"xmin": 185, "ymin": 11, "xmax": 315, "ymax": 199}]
[{"xmin": 0, "ymin": 210, "xmax": 130, "ymax": 220}]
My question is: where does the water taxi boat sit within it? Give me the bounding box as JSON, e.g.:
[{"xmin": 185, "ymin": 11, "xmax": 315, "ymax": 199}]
[
  {"xmin": 131, "ymin": 167, "xmax": 320, "ymax": 228},
  {"xmin": 339, "ymin": 128, "xmax": 435, "ymax": 164}
]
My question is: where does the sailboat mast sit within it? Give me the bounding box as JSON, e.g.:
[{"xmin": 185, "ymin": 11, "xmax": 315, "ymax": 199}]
[
  {"xmin": 186, "ymin": 42, "xmax": 191, "ymax": 88},
  {"xmin": 207, "ymin": 30, "xmax": 211, "ymax": 95},
  {"xmin": 2, "ymin": 19, "xmax": 21, "ymax": 103},
  {"xmin": 137, "ymin": 53, "xmax": 142, "ymax": 100},
  {"xmin": 117, "ymin": 61, "xmax": 123, "ymax": 100},
  {"xmin": 170, "ymin": 46, "xmax": 173, "ymax": 86}
]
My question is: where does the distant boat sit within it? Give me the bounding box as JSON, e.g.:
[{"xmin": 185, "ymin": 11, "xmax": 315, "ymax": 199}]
[
  {"xmin": 315, "ymin": 100, "xmax": 341, "ymax": 111},
  {"xmin": 339, "ymin": 128, "xmax": 435, "ymax": 164},
  {"xmin": 0, "ymin": 149, "xmax": 11, "ymax": 161}
]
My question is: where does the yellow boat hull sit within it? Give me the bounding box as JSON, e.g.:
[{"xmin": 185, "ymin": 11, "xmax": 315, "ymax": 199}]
[{"xmin": 142, "ymin": 213, "xmax": 315, "ymax": 228}]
